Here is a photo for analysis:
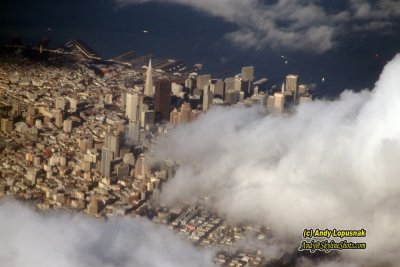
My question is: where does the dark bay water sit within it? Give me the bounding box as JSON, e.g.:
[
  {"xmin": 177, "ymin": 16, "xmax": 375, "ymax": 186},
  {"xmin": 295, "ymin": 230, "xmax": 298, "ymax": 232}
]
[{"xmin": 1, "ymin": 0, "xmax": 399, "ymax": 97}]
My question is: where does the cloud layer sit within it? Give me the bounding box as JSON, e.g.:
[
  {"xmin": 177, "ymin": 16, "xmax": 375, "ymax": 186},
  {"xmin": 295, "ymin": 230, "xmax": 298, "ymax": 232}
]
[
  {"xmin": 150, "ymin": 54, "xmax": 400, "ymax": 266},
  {"xmin": 116, "ymin": 0, "xmax": 400, "ymax": 53},
  {"xmin": 0, "ymin": 200, "xmax": 215, "ymax": 267}
]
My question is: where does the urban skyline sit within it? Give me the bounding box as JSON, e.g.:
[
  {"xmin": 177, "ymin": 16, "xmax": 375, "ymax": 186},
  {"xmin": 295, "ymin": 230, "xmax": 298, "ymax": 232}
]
[
  {"xmin": 1, "ymin": 1, "xmax": 400, "ymax": 266},
  {"xmin": 0, "ymin": 42, "xmax": 311, "ymax": 266}
]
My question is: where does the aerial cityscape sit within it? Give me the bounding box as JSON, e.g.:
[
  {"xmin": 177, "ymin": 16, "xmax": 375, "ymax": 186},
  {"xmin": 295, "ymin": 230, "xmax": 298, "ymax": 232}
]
[{"xmin": 1, "ymin": 1, "xmax": 400, "ymax": 267}]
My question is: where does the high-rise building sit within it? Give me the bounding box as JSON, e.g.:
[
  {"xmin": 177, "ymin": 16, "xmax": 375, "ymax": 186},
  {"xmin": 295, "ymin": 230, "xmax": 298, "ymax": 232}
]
[
  {"xmin": 274, "ymin": 92, "xmax": 285, "ymax": 112},
  {"xmin": 170, "ymin": 108, "xmax": 179, "ymax": 126},
  {"xmin": 127, "ymin": 120, "xmax": 140, "ymax": 144},
  {"xmin": 101, "ymin": 147, "xmax": 113, "ymax": 178},
  {"xmin": 196, "ymin": 74, "xmax": 211, "ymax": 91},
  {"xmin": 134, "ymin": 154, "xmax": 151, "ymax": 178},
  {"xmin": 266, "ymin": 95, "xmax": 275, "ymax": 112},
  {"xmin": 210, "ymin": 79, "xmax": 224, "ymax": 98},
  {"xmin": 54, "ymin": 109, "xmax": 63, "ymax": 128},
  {"xmin": 141, "ymin": 110, "xmax": 155, "ymax": 128},
  {"xmin": 185, "ymin": 78, "xmax": 195, "ymax": 91},
  {"xmin": 179, "ymin": 102, "xmax": 192, "ymax": 124},
  {"xmin": 144, "ymin": 59, "xmax": 154, "ymax": 96},
  {"xmin": 225, "ymin": 77, "xmax": 235, "ymax": 92},
  {"xmin": 225, "ymin": 77, "xmax": 242, "ymax": 92},
  {"xmin": 203, "ymin": 85, "xmax": 214, "ymax": 110},
  {"xmin": 241, "ymin": 66, "xmax": 254, "ymax": 95},
  {"xmin": 154, "ymin": 79, "xmax": 171, "ymax": 122},
  {"xmin": 241, "ymin": 66, "xmax": 254, "ymax": 82},
  {"xmin": 285, "ymin": 75, "xmax": 298, "ymax": 93},
  {"xmin": 105, "ymin": 133, "xmax": 120, "ymax": 159},
  {"xmin": 125, "ymin": 92, "xmax": 142, "ymax": 121}
]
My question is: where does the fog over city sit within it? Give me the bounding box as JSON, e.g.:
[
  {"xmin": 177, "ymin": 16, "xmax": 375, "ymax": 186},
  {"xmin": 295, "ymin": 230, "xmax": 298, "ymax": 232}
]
[
  {"xmin": 150, "ymin": 54, "xmax": 400, "ymax": 266},
  {"xmin": 0, "ymin": 1, "xmax": 399, "ymax": 265},
  {"xmin": 0, "ymin": 200, "xmax": 215, "ymax": 267}
]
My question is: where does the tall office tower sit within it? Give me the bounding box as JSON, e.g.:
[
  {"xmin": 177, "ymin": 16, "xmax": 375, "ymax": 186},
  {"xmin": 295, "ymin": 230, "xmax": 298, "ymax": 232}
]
[
  {"xmin": 266, "ymin": 95, "xmax": 275, "ymax": 112},
  {"xmin": 234, "ymin": 77, "xmax": 242, "ymax": 91},
  {"xmin": 203, "ymin": 85, "xmax": 214, "ymax": 110},
  {"xmin": 210, "ymin": 79, "xmax": 224, "ymax": 98},
  {"xmin": 179, "ymin": 102, "xmax": 192, "ymax": 123},
  {"xmin": 170, "ymin": 108, "xmax": 179, "ymax": 126},
  {"xmin": 274, "ymin": 92, "xmax": 285, "ymax": 112},
  {"xmin": 128, "ymin": 120, "xmax": 140, "ymax": 144},
  {"xmin": 224, "ymin": 77, "xmax": 235, "ymax": 91},
  {"xmin": 125, "ymin": 92, "xmax": 142, "ymax": 121},
  {"xmin": 241, "ymin": 66, "xmax": 255, "ymax": 82},
  {"xmin": 185, "ymin": 78, "xmax": 196, "ymax": 91},
  {"xmin": 293, "ymin": 85, "xmax": 300, "ymax": 102},
  {"xmin": 241, "ymin": 66, "xmax": 254, "ymax": 95},
  {"xmin": 155, "ymin": 79, "xmax": 171, "ymax": 121},
  {"xmin": 134, "ymin": 154, "xmax": 150, "ymax": 178},
  {"xmin": 144, "ymin": 59, "xmax": 154, "ymax": 96},
  {"xmin": 225, "ymin": 77, "xmax": 242, "ymax": 92},
  {"xmin": 141, "ymin": 109, "xmax": 155, "ymax": 128},
  {"xmin": 105, "ymin": 133, "xmax": 120, "ymax": 159},
  {"xmin": 196, "ymin": 74, "xmax": 211, "ymax": 91},
  {"xmin": 54, "ymin": 109, "xmax": 63, "ymax": 128},
  {"xmin": 101, "ymin": 146, "xmax": 114, "ymax": 178},
  {"xmin": 285, "ymin": 75, "xmax": 298, "ymax": 93}
]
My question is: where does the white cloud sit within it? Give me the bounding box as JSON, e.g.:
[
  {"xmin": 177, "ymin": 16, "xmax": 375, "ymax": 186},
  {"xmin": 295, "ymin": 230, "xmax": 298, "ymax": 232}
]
[
  {"xmin": 150, "ymin": 54, "xmax": 400, "ymax": 265},
  {"xmin": 0, "ymin": 200, "xmax": 215, "ymax": 267},
  {"xmin": 350, "ymin": 0, "xmax": 400, "ymax": 19},
  {"xmin": 115, "ymin": 0, "xmax": 400, "ymax": 53}
]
